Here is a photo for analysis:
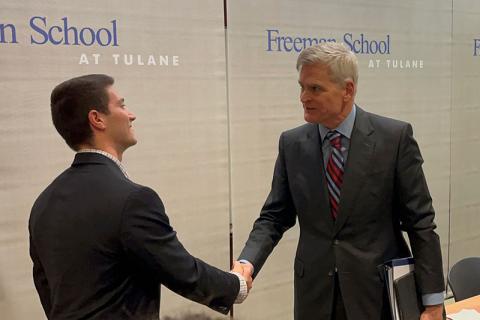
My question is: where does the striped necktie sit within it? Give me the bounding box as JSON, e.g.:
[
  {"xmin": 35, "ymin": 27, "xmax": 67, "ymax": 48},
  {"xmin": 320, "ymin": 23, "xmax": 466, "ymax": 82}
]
[{"xmin": 325, "ymin": 131, "xmax": 344, "ymax": 219}]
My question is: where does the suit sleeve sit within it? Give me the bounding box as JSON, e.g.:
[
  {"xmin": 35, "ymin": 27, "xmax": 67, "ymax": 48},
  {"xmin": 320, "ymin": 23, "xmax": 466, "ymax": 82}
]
[
  {"xmin": 239, "ymin": 133, "xmax": 297, "ymax": 277},
  {"xmin": 395, "ymin": 123, "xmax": 445, "ymax": 295},
  {"xmin": 120, "ymin": 186, "xmax": 239, "ymax": 314},
  {"xmin": 29, "ymin": 234, "xmax": 52, "ymax": 317}
]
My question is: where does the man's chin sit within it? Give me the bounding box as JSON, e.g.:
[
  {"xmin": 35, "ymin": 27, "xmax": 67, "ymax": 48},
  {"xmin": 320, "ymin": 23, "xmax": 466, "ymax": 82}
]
[
  {"xmin": 125, "ymin": 138, "xmax": 137, "ymax": 149},
  {"xmin": 304, "ymin": 113, "xmax": 319, "ymax": 124}
]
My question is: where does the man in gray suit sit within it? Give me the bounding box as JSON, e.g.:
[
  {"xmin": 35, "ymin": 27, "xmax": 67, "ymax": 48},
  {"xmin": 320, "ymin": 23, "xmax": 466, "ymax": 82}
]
[{"xmin": 238, "ymin": 43, "xmax": 445, "ymax": 320}]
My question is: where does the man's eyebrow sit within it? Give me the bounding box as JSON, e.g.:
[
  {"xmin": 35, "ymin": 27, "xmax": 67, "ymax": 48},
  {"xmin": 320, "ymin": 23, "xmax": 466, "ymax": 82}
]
[{"xmin": 298, "ymin": 81, "xmax": 322, "ymax": 88}]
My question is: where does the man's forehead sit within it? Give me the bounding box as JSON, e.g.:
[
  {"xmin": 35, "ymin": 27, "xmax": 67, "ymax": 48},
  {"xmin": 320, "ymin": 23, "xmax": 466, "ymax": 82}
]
[{"xmin": 298, "ymin": 64, "xmax": 334, "ymax": 82}]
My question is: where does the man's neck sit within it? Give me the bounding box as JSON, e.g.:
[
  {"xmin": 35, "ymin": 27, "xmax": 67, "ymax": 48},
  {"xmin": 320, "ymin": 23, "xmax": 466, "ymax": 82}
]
[{"xmin": 78, "ymin": 144, "xmax": 123, "ymax": 161}]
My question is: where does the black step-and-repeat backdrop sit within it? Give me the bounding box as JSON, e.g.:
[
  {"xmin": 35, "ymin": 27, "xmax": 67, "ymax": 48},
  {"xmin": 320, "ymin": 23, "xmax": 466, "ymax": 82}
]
[{"xmin": 0, "ymin": 1, "xmax": 478, "ymax": 319}]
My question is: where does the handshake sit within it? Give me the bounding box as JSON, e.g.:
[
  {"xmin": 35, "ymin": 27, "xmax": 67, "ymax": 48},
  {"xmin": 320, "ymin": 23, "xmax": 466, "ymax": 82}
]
[{"xmin": 230, "ymin": 260, "xmax": 255, "ymax": 303}]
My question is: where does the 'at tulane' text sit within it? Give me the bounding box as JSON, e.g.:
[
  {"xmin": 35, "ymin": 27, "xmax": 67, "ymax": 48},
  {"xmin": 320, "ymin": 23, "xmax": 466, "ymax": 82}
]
[{"xmin": 78, "ymin": 53, "xmax": 180, "ymax": 66}]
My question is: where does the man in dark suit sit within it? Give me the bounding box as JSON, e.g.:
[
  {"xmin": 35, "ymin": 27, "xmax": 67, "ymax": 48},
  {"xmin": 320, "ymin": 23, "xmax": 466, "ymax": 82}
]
[
  {"xmin": 29, "ymin": 74, "xmax": 251, "ymax": 319},
  {"xmin": 238, "ymin": 43, "xmax": 445, "ymax": 320}
]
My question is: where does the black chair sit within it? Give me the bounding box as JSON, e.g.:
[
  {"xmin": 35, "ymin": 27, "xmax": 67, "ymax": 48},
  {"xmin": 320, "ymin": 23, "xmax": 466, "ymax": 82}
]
[{"xmin": 448, "ymin": 257, "xmax": 480, "ymax": 301}]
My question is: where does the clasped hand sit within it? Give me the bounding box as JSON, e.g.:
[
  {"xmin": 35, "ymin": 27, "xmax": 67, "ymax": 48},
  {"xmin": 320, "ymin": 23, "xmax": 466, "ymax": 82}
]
[{"xmin": 231, "ymin": 260, "xmax": 254, "ymax": 293}]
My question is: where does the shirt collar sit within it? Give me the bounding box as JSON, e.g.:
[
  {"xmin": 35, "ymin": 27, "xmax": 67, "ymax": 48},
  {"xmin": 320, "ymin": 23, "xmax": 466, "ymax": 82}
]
[
  {"xmin": 318, "ymin": 104, "xmax": 356, "ymax": 142},
  {"xmin": 77, "ymin": 149, "xmax": 129, "ymax": 179}
]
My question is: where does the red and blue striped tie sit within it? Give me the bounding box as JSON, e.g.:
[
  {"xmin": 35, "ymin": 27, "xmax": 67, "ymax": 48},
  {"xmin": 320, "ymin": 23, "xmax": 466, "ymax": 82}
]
[{"xmin": 326, "ymin": 131, "xmax": 344, "ymax": 220}]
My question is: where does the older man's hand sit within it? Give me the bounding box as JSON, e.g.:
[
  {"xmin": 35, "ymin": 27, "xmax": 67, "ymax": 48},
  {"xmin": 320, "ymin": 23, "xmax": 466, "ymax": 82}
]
[
  {"xmin": 420, "ymin": 304, "xmax": 444, "ymax": 320},
  {"xmin": 231, "ymin": 261, "xmax": 253, "ymax": 292}
]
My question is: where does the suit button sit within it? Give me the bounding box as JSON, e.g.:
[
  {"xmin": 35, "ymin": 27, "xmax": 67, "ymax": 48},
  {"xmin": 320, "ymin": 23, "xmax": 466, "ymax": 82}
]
[
  {"xmin": 328, "ymin": 270, "xmax": 334, "ymax": 276},
  {"xmin": 333, "ymin": 239, "xmax": 339, "ymax": 245}
]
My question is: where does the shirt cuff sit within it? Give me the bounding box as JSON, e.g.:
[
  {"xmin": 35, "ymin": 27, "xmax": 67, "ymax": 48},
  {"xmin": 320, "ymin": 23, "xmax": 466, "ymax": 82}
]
[
  {"xmin": 239, "ymin": 259, "xmax": 254, "ymax": 274},
  {"xmin": 229, "ymin": 271, "xmax": 248, "ymax": 304},
  {"xmin": 422, "ymin": 292, "xmax": 445, "ymax": 306}
]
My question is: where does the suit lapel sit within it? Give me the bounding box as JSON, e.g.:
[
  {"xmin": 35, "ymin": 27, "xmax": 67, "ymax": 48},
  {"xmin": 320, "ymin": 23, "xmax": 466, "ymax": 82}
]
[
  {"xmin": 301, "ymin": 123, "xmax": 334, "ymax": 229},
  {"xmin": 334, "ymin": 107, "xmax": 375, "ymax": 236}
]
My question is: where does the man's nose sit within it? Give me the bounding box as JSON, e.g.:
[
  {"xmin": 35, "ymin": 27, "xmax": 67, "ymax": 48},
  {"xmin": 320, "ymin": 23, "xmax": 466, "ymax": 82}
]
[
  {"xmin": 128, "ymin": 111, "xmax": 136, "ymax": 122},
  {"xmin": 300, "ymin": 89, "xmax": 310, "ymax": 103}
]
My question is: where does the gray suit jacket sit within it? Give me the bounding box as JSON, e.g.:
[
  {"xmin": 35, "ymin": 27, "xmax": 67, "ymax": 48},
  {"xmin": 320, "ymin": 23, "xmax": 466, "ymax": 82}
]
[{"xmin": 239, "ymin": 106, "xmax": 444, "ymax": 320}]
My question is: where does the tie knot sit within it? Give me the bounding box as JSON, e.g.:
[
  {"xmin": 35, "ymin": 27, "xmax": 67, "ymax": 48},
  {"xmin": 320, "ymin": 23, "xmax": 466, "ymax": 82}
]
[{"xmin": 326, "ymin": 131, "xmax": 342, "ymax": 149}]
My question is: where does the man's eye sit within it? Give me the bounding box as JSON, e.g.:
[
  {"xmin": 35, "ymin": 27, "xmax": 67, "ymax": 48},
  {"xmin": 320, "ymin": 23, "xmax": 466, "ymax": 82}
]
[{"xmin": 312, "ymin": 86, "xmax": 321, "ymax": 92}]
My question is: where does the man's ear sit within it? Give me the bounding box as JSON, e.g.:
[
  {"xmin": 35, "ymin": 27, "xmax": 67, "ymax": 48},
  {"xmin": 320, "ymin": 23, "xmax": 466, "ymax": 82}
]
[
  {"xmin": 343, "ymin": 80, "xmax": 355, "ymax": 102},
  {"xmin": 87, "ymin": 109, "xmax": 107, "ymax": 131}
]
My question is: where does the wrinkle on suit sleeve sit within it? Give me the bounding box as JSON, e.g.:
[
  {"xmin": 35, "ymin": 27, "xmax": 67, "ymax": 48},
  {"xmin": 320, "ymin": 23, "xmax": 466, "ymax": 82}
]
[
  {"xmin": 394, "ymin": 123, "xmax": 445, "ymax": 294},
  {"xmin": 119, "ymin": 186, "xmax": 239, "ymax": 314},
  {"xmin": 29, "ymin": 234, "xmax": 52, "ymax": 317}
]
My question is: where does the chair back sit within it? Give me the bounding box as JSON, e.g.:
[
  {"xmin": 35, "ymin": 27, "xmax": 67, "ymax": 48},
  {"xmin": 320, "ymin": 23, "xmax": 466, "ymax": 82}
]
[{"xmin": 448, "ymin": 257, "xmax": 480, "ymax": 301}]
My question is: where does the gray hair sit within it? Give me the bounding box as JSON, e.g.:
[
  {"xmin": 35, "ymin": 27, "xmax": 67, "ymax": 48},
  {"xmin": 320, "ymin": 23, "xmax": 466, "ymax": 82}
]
[{"xmin": 296, "ymin": 42, "xmax": 358, "ymax": 86}]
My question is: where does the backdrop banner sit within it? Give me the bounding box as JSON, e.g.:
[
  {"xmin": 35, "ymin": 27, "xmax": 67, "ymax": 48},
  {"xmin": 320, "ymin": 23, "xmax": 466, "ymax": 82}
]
[
  {"xmin": 0, "ymin": 1, "xmax": 230, "ymax": 318},
  {"xmin": 1, "ymin": 1, "xmax": 479, "ymax": 319},
  {"xmin": 450, "ymin": 0, "xmax": 480, "ymax": 267}
]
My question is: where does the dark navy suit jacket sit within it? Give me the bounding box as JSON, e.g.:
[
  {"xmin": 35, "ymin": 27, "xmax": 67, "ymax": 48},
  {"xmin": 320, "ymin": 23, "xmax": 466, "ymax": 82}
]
[{"xmin": 30, "ymin": 153, "xmax": 238, "ymax": 319}]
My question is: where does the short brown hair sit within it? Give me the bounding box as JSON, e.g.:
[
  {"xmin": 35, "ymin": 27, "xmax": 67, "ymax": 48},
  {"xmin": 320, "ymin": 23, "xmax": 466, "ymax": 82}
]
[{"xmin": 50, "ymin": 74, "xmax": 114, "ymax": 150}]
